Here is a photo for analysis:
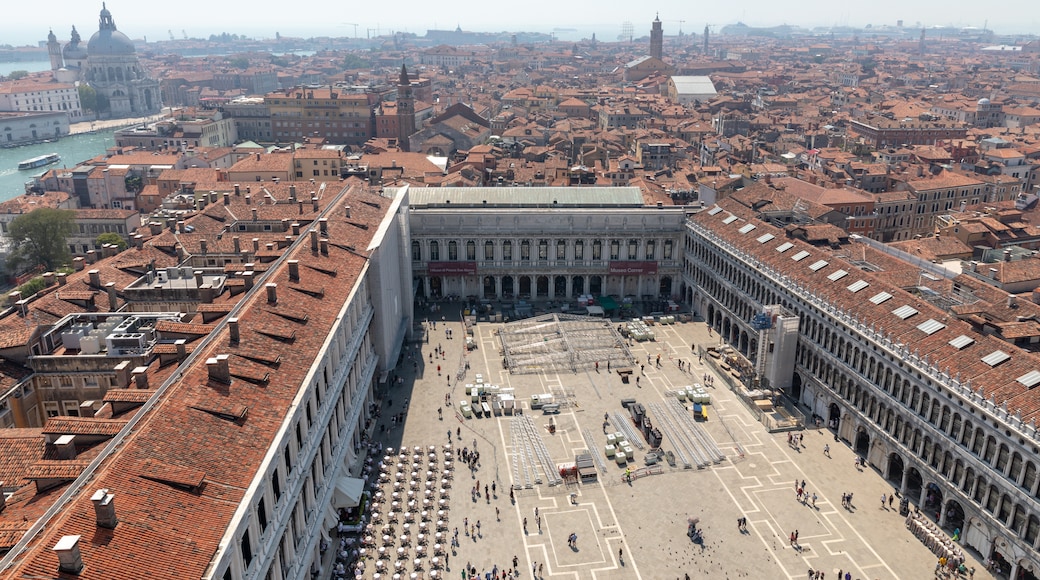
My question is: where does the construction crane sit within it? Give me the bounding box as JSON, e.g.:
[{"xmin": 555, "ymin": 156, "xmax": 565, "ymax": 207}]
[
  {"xmin": 341, "ymin": 23, "xmax": 359, "ymax": 38},
  {"xmin": 182, "ymin": 29, "xmax": 188, "ymax": 40},
  {"xmin": 168, "ymin": 29, "xmax": 174, "ymax": 41},
  {"xmin": 664, "ymin": 20, "xmax": 685, "ymax": 36}
]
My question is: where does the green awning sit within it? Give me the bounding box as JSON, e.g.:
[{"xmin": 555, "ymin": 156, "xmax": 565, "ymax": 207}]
[{"xmin": 597, "ymin": 296, "xmax": 618, "ymax": 310}]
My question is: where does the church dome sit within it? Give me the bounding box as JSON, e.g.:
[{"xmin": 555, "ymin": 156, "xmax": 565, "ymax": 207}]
[
  {"xmin": 977, "ymin": 97, "xmax": 991, "ymax": 105},
  {"xmin": 62, "ymin": 26, "xmax": 87, "ymax": 61},
  {"xmin": 87, "ymin": 3, "xmax": 135, "ymax": 56}
]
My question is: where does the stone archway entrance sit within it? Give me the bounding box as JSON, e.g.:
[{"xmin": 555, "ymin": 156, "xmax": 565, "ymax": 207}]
[
  {"xmin": 944, "ymin": 500, "xmax": 965, "ymax": 533},
  {"xmin": 855, "ymin": 427, "xmax": 870, "ymax": 456},
  {"xmin": 828, "ymin": 403, "xmax": 841, "ymax": 433},
  {"xmin": 790, "ymin": 373, "xmax": 803, "ymax": 401},
  {"xmin": 887, "ymin": 453, "xmax": 904, "ymax": 486},
  {"xmin": 905, "ymin": 467, "xmax": 924, "ymax": 503}
]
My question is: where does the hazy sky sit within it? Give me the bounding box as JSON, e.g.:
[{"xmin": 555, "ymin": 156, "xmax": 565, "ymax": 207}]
[{"xmin": 5, "ymin": 0, "xmax": 1038, "ymax": 46}]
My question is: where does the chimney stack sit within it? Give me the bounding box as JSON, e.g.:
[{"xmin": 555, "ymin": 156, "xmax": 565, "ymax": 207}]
[
  {"xmin": 234, "ymin": 183, "xmax": 241, "ymax": 196},
  {"xmin": 42, "ymin": 272, "xmax": 55, "ymax": 286},
  {"xmin": 56, "ymin": 272, "xmax": 67, "ymax": 286},
  {"xmin": 194, "ymin": 270, "xmax": 204, "ymax": 287},
  {"xmin": 245, "ymin": 194, "xmax": 251, "ymax": 205},
  {"xmin": 176, "ymin": 221, "xmax": 185, "ymax": 234},
  {"xmin": 200, "ymin": 240, "xmax": 208, "ymax": 254},
  {"xmin": 312, "ymin": 196, "xmax": 319, "ymax": 212},
  {"xmin": 320, "ymin": 239, "xmax": 329, "ymax": 255},
  {"xmin": 7, "ymin": 291, "xmax": 20, "ymax": 306},
  {"xmin": 86, "ymin": 250, "xmax": 97, "ymax": 264},
  {"xmin": 53, "ymin": 535, "xmax": 84, "ymax": 574},
  {"xmin": 289, "ymin": 184, "xmax": 297, "ymax": 202},
  {"xmin": 209, "ymin": 191, "xmax": 218, "ymax": 204},
  {"xmin": 199, "ymin": 284, "xmax": 214, "ymax": 303},
  {"xmin": 319, "ymin": 218, "xmax": 328, "ymax": 236},
  {"xmin": 113, "ymin": 360, "xmax": 132, "ymax": 388},
  {"xmin": 251, "ymin": 208, "xmax": 258, "ymax": 221},
  {"xmin": 229, "ymin": 317, "xmax": 240, "ymax": 344},
  {"xmin": 345, "ymin": 205, "xmax": 351, "ymax": 218},
  {"xmin": 73, "ymin": 257, "xmax": 85, "ymax": 271},
  {"xmin": 252, "ymin": 238, "xmax": 260, "ymax": 252},
  {"xmin": 291, "ymin": 222, "xmax": 300, "ymax": 235},
  {"xmin": 223, "ymin": 192, "xmax": 230, "ymax": 205},
  {"xmin": 133, "ymin": 234, "xmax": 144, "ymax": 249},
  {"xmin": 149, "ymin": 221, "xmax": 162, "ymax": 235},
  {"xmin": 175, "ymin": 339, "xmax": 186, "ymax": 360},
  {"xmin": 288, "ymin": 260, "xmax": 300, "ymax": 281},
  {"xmin": 88, "ymin": 269, "xmax": 101, "ymax": 288},
  {"xmin": 281, "ymin": 218, "xmax": 289, "ymax": 232},
  {"xmin": 232, "ymin": 236, "xmax": 241, "ymax": 254},
  {"xmin": 105, "ymin": 282, "xmax": 118, "ymax": 311},
  {"xmin": 310, "ymin": 229, "xmax": 318, "ymax": 252},
  {"xmin": 55, "ymin": 434, "xmax": 77, "ymax": 460},
  {"xmin": 132, "ymin": 367, "xmax": 149, "ymax": 389},
  {"xmin": 90, "ymin": 489, "xmax": 118, "ymax": 529},
  {"xmin": 206, "ymin": 354, "xmax": 231, "ymax": 384},
  {"xmin": 242, "ymin": 270, "xmax": 255, "ymax": 290},
  {"xmin": 266, "ymin": 283, "xmax": 278, "ymax": 304}
]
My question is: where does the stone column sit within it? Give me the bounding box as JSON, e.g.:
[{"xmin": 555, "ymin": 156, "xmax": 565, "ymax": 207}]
[
  {"xmin": 495, "ymin": 276, "xmax": 502, "ymax": 300},
  {"xmin": 566, "ymin": 276, "xmax": 573, "ymax": 298},
  {"xmin": 900, "ymin": 466, "xmax": 910, "ymax": 495}
]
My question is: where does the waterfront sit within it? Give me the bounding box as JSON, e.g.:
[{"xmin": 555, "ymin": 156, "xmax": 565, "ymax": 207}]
[
  {"xmin": 0, "ymin": 60, "xmax": 50, "ymax": 77},
  {"xmin": 0, "ymin": 129, "xmax": 115, "ymax": 202}
]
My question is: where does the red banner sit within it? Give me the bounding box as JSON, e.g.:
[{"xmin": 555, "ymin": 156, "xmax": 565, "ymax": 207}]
[
  {"xmin": 427, "ymin": 261, "xmax": 477, "ymax": 275},
  {"xmin": 609, "ymin": 261, "xmax": 658, "ymax": 275}
]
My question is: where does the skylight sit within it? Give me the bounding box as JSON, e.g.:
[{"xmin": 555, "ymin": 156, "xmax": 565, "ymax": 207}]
[
  {"xmin": 892, "ymin": 305, "xmax": 919, "ymax": 320},
  {"xmin": 847, "ymin": 280, "xmax": 869, "ymax": 293},
  {"xmin": 869, "ymin": 291, "xmax": 893, "ymax": 305},
  {"xmin": 809, "ymin": 260, "xmax": 828, "ymax": 272},
  {"xmin": 981, "ymin": 350, "xmax": 1011, "ymax": 367},
  {"xmin": 949, "ymin": 335, "xmax": 974, "ymax": 350},
  {"xmin": 776, "ymin": 242, "xmax": 794, "ymax": 253},
  {"xmin": 791, "ymin": 250, "xmax": 810, "ymax": 262},
  {"xmin": 828, "ymin": 270, "xmax": 848, "ymax": 281},
  {"xmin": 738, "ymin": 224, "xmax": 757, "ymax": 234},
  {"xmin": 756, "ymin": 233, "xmax": 775, "ymax": 244},
  {"xmin": 707, "ymin": 206, "xmax": 723, "ymax": 216},
  {"xmin": 722, "ymin": 215, "xmax": 739, "ymax": 225},
  {"xmin": 917, "ymin": 319, "xmax": 946, "ymax": 335},
  {"xmin": 1017, "ymin": 370, "xmax": 1040, "ymax": 388}
]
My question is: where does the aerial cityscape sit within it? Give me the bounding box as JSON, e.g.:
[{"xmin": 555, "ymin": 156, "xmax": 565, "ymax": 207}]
[{"xmin": 1, "ymin": 3, "xmax": 1040, "ymax": 580}]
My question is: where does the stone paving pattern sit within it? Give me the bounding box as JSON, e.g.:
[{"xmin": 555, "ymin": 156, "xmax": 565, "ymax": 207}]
[{"xmin": 362, "ymin": 303, "xmax": 995, "ymax": 580}]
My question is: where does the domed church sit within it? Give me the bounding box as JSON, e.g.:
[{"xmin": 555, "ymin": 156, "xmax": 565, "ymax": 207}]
[{"xmin": 47, "ymin": 3, "xmax": 160, "ymax": 118}]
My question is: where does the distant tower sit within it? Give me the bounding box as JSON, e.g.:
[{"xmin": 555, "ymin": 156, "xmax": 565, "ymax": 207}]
[
  {"xmin": 47, "ymin": 29, "xmax": 63, "ymax": 71},
  {"xmin": 919, "ymin": 28, "xmax": 926, "ymax": 55},
  {"xmin": 397, "ymin": 63, "xmax": 416, "ymax": 151},
  {"xmin": 703, "ymin": 24, "xmax": 710, "ymax": 55},
  {"xmin": 650, "ymin": 14, "xmax": 663, "ymax": 59}
]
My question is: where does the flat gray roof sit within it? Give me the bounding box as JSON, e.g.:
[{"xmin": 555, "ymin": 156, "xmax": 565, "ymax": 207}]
[{"xmin": 408, "ymin": 186, "xmax": 646, "ymax": 208}]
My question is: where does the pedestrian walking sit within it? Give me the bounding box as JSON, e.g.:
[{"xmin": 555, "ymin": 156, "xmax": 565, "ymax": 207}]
[
  {"xmin": 523, "ymin": 517, "xmax": 527, "ymax": 534},
  {"xmin": 823, "ymin": 444, "xmax": 830, "ymax": 457},
  {"xmin": 881, "ymin": 493, "xmax": 887, "ymax": 508},
  {"xmin": 889, "ymin": 494, "xmax": 894, "ymax": 508},
  {"xmin": 537, "ymin": 516, "xmax": 541, "ymax": 532},
  {"xmin": 811, "ymin": 493, "xmax": 817, "ymax": 507},
  {"xmin": 496, "ymin": 506, "xmax": 500, "ymax": 521}
]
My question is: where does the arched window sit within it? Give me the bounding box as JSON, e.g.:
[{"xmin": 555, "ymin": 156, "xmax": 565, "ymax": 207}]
[
  {"xmin": 503, "ymin": 240, "xmax": 512, "ymax": 261},
  {"xmin": 628, "ymin": 239, "xmax": 638, "ymax": 259},
  {"xmin": 574, "ymin": 239, "xmax": 584, "ymax": 260},
  {"xmin": 556, "ymin": 240, "xmax": 566, "ymax": 260},
  {"xmin": 520, "ymin": 240, "xmax": 530, "ymax": 261},
  {"xmin": 538, "ymin": 239, "xmax": 548, "ymax": 260},
  {"xmin": 484, "ymin": 240, "xmax": 494, "ymax": 260},
  {"xmin": 411, "ymin": 241, "xmax": 421, "ymax": 261},
  {"xmin": 429, "ymin": 241, "xmax": 439, "ymax": 261},
  {"xmin": 646, "ymin": 239, "xmax": 656, "ymax": 260},
  {"xmin": 466, "ymin": 240, "xmax": 476, "ymax": 261},
  {"xmin": 448, "ymin": 241, "xmax": 458, "ymax": 261}
]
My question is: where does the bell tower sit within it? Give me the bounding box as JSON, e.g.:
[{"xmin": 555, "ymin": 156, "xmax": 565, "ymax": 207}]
[
  {"xmin": 397, "ymin": 63, "xmax": 416, "ymax": 151},
  {"xmin": 47, "ymin": 29, "xmax": 63, "ymax": 71},
  {"xmin": 650, "ymin": 14, "xmax": 663, "ymax": 60}
]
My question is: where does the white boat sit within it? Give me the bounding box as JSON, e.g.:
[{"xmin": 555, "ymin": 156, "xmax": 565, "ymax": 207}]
[{"xmin": 18, "ymin": 153, "xmax": 61, "ymax": 171}]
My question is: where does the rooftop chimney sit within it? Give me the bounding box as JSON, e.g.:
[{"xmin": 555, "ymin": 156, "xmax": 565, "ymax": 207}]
[
  {"xmin": 73, "ymin": 257, "xmax": 85, "ymax": 271},
  {"xmin": 233, "ymin": 236, "xmax": 241, "ymax": 254},
  {"xmin": 86, "ymin": 250, "xmax": 97, "ymax": 264},
  {"xmin": 133, "ymin": 234, "xmax": 144, "ymax": 249},
  {"xmin": 234, "ymin": 183, "xmax": 241, "ymax": 196},
  {"xmin": 251, "ymin": 208, "xmax": 258, "ymax": 221},
  {"xmin": 281, "ymin": 218, "xmax": 289, "ymax": 232},
  {"xmin": 206, "ymin": 354, "xmax": 231, "ymax": 384},
  {"xmin": 175, "ymin": 339, "xmax": 186, "ymax": 360},
  {"xmin": 199, "ymin": 283, "xmax": 214, "ymax": 304},
  {"xmin": 223, "ymin": 192, "xmax": 230, "ymax": 205},
  {"xmin": 310, "ymin": 229, "xmax": 318, "ymax": 252},
  {"xmin": 245, "ymin": 194, "xmax": 251, "ymax": 205},
  {"xmin": 105, "ymin": 282, "xmax": 118, "ymax": 311},
  {"xmin": 132, "ymin": 367, "xmax": 149, "ymax": 389},
  {"xmin": 319, "ymin": 218, "xmax": 328, "ymax": 236},
  {"xmin": 288, "ymin": 260, "xmax": 300, "ymax": 281},
  {"xmin": 53, "ymin": 535, "xmax": 84, "ymax": 574},
  {"xmin": 291, "ymin": 222, "xmax": 300, "ymax": 235},
  {"xmin": 320, "ymin": 238, "xmax": 329, "ymax": 255},
  {"xmin": 345, "ymin": 205, "xmax": 351, "ymax": 218},
  {"xmin": 7, "ymin": 291, "xmax": 20, "ymax": 306},
  {"xmin": 149, "ymin": 221, "xmax": 162, "ymax": 235},
  {"xmin": 55, "ymin": 434, "xmax": 77, "ymax": 460},
  {"xmin": 113, "ymin": 360, "xmax": 132, "ymax": 388},
  {"xmin": 88, "ymin": 269, "xmax": 101, "ymax": 288},
  {"xmin": 242, "ymin": 271, "xmax": 255, "ymax": 290},
  {"xmin": 228, "ymin": 317, "xmax": 240, "ymax": 344},
  {"xmin": 209, "ymin": 191, "xmax": 218, "ymax": 204},
  {"xmin": 90, "ymin": 489, "xmax": 118, "ymax": 529},
  {"xmin": 312, "ymin": 196, "xmax": 319, "ymax": 212},
  {"xmin": 194, "ymin": 270, "xmax": 204, "ymax": 287},
  {"xmin": 42, "ymin": 272, "xmax": 54, "ymax": 286},
  {"xmin": 289, "ymin": 184, "xmax": 297, "ymax": 202},
  {"xmin": 176, "ymin": 220, "xmax": 185, "ymax": 233},
  {"xmin": 266, "ymin": 283, "xmax": 278, "ymax": 304},
  {"xmin": 252, "ymin": 238, "xmax": 260, "ymax": 252},
  {"xmin": 56, "ymin": 272, "xmax": 67, "ymax": 286}
]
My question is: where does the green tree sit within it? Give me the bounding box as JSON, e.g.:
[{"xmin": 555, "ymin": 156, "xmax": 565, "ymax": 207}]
[
  {"xmin": 78, "ymin": 84, "xmax": 99, "ymax": 114},
  {"xmin": 7, "ymin": 208, "xmax": 75, "ymax": 271},
  {"xmin": 229, "ymin": 56, "xmax": 250, "ymax": 69},
  {"xmin": 124, "ymin": 174, "xmax": 143, "ymax": 193},
  {"xmin": 7, "ymin": 70, "xmax": 29, "ymax": 80},
  {"xmin": 342, "ymin": 54, "xmax": 370, "ymax": 69},
  {"xmin": 95, "ymin": 232, "xmax": 127, "ymax": 251}
]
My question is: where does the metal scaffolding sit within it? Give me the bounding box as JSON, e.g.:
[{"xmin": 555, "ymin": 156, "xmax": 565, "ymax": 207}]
[{"xmin": 499, "ymin": 313, "xmax": 635, "ymax": 375}]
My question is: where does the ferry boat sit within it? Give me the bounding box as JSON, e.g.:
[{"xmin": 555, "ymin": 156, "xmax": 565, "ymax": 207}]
[{"xmin": 17, "ymin": 153, "xmax": 61, "ymax": 171}]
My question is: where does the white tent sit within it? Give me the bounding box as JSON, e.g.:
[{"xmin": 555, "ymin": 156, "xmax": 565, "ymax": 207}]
[
  {"xmin": 333, "ymin": 476, "xmax": 365, "ymax": 508},
  {"xmin": 585, "ymin": 305, "xmax": 605, "ymax": 317}
]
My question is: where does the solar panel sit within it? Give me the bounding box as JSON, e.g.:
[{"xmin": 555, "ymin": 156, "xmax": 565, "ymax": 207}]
[
  {"xmin": 869, "ymin": 292, "xmax": 893, "ymax": 305},
  {"xmin": 847, "ymin": 280, "xmax": 869, "ymax": 292},
  {"xmin": 917, "ymin": 319, "xmax": 946, "ymax": 335},
  {"xmin": 948, "ymin": 335, "xmax": 974, "ymax": 350},
  {"xmin": 776, "ymin": 242, "xmax": 794, "ymax": 253},
  {"xmin": 809, "ymin": 260, "xmax": 828, "ymax": 272},
  {"xmin": 738, "ymin": 224, "xmax": 757, "ymax": 234},
  {"xmin": 791, "ymin": 250, "xmax": 810, "ymax": 262},
  {"xmin": 722, "ymin": 215, "xmax": 739, "ymax": 224},
  {"xmin": 756, "ymin": 233, "xmax": 775, "ymax": 244},
  {"xmin": 707, "ymin": 206, "xmax": 723, "ymax": 215},
  {"xmin": 828, "ymin": 269, "xmax": 848, "ymax": 281},
  {"xmin": 981, "ymin": 350, "xmax": 1010, "ymax": 367}
]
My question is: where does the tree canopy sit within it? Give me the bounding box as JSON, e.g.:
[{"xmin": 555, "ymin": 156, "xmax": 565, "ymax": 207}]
[
  {"xmin": 7, "ymin": 208, "xmax": 75, "ymax": 272},
  {"xmin": 95, "ymin": 232, "xmax": 127, "ymax": 250}
]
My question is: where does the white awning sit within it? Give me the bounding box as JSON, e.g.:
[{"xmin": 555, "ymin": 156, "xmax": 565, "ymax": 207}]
[
  {"xmin": 333, "ymin": 476, "xmax": 365, "ymax": 509},
  {"xmin": 321, "ymin": 503, "xmax": 338, "ymax": 540}
]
